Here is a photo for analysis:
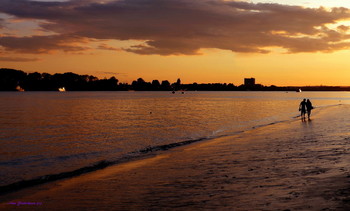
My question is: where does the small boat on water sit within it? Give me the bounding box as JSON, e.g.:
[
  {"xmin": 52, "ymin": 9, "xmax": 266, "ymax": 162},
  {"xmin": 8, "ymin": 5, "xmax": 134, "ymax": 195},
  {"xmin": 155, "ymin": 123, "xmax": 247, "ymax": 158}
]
[
  {"xmin": 296, "ymin": 89, "xmax": 302, "ymax": 92},
  {"xmin": 16, "ymin": 86, "xmax": 25, "ymax": 92},
  {"xmin": 58, "ymin": 87, "xmax": 66, "ymax": 92}
]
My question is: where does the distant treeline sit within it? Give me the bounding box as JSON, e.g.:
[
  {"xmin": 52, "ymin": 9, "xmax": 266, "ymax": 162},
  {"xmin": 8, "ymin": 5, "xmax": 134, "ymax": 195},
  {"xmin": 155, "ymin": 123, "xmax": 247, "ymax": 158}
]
[{"xmin": 1, "ymin": 68, "xmax": 350, "ymax": 91}]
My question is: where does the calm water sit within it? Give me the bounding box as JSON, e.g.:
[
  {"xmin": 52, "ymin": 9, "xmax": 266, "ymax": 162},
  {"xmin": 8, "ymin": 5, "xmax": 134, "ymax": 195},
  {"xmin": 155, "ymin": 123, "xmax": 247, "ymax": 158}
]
[{"xmin": 1, "ymin": 91, "xmax": 350, "ymax": 186}]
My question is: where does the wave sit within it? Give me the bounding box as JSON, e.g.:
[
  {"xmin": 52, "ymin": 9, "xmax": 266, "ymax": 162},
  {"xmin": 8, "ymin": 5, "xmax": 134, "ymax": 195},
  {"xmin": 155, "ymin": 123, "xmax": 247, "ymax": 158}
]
[
  {"xmin": 0, "ymin": 160, "xmax": 113, "ymax": 196},
  {"xmin": 0, "ymin": 137, "xmax": 213, "ymax": 196},
  {"xmin": 137, "ymin": 137, "xmax": 209, "ymax": 153}
]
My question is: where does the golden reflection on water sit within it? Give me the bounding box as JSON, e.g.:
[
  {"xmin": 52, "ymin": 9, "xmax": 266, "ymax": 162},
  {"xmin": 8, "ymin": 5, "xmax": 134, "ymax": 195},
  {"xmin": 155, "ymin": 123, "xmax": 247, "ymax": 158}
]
[{"xmin": 0, "ymin": 91, "xmax": 349, "ymax": 186}]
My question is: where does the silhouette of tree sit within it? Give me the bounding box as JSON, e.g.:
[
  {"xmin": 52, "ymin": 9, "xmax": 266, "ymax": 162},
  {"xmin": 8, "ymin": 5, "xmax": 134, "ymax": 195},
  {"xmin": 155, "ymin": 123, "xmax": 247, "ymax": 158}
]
[
  {"xmin": 132, "ymin": 78, "xmax": 153, "ymax": 90},
  {"xmin": 0, "ymin": 68, "xmax": 27, "ymax": 91},
  {"xmin": 23, "ymin": 72, "xmax": 43, "ymax": 91},
  {"xmin": 106, "ymin": 76, "xmax": 119, "ymax": 90},
  {"xmin": 159, "ymin": 80, "xmax": 170, "ymax": 91},
  {"xmin": 172, "ymin": 78, "xmax": 182, "ymax": 91},
  {"xmin": 88, "ymin": 75, "xmax": 98, "ymax": 82},
  {"xmin": 92, "ymin": 77, "xmax": 119, "ymax": 91},
  {"xmin": 118, "ymin": 82, "xmax": 130, "ymax": 91},
  {"xmin": 4, "ymin": 68, "xmax": 350, "ymax": 92},
  {"xmin": 151, "ymin": 80, "xmax": 161, "ymax": 90}
]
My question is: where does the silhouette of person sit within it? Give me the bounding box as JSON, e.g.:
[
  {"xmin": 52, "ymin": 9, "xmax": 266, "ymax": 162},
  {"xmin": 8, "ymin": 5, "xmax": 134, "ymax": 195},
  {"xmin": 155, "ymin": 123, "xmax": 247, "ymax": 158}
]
[
  {"xmin": 299, "ymin": 99, "xmax": 307, "ymax": 121},
  {"xmin": 306, "ymin": 99, "xmax": 313, "ymax": 120}
]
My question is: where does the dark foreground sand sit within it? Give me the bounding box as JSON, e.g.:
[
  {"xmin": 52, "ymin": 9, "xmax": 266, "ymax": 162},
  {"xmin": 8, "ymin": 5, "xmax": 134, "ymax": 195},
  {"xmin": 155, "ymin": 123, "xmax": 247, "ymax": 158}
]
[{"xmin": 2, "ymin": 105, "xmax": 350, "ymax": 210}]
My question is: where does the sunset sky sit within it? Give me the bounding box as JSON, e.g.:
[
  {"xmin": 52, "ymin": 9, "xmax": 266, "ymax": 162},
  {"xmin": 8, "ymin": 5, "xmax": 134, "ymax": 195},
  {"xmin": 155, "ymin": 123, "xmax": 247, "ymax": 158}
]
[{"xmin": 1, "ymin": 0, "xmax": 350, "ymax": 86}]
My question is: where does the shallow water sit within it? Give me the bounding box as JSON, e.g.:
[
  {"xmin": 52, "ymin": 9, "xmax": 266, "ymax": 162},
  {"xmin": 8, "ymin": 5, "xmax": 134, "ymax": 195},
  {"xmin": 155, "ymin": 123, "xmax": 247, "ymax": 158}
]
[{"xmin": 1, "ymin": 91, "xmax": 350, "ymax": 186}]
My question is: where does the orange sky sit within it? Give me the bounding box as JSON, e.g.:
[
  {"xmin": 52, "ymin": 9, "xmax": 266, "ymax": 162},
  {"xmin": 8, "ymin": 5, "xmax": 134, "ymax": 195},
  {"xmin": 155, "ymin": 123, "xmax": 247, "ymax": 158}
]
[{"xmin": 1, "ymin": 0, "xmax": 350, "ymax": 86}]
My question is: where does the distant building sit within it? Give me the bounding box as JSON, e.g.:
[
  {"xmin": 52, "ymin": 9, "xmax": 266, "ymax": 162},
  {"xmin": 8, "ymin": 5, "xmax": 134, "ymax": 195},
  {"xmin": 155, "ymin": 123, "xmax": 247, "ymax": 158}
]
[{"xmin": 244, "ymin": 78, "xmax": 255, "ymax": 86}]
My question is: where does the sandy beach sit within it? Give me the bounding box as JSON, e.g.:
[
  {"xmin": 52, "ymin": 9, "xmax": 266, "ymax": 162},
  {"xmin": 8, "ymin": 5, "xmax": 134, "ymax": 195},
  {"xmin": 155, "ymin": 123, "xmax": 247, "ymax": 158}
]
[{"xmin": 2, "ymin": 104, "xmax": 350, "ymax": 210}]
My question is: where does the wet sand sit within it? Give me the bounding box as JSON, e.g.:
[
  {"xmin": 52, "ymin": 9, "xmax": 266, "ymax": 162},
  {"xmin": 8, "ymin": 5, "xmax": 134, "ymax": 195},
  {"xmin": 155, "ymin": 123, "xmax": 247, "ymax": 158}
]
[{"xmin": 2, "ymin": 105, "xmax": 350, "ymax": 210}]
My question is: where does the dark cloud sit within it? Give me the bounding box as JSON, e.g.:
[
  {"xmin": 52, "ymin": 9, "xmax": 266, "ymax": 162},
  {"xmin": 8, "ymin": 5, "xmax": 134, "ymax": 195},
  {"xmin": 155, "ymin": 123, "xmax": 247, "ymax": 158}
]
[
  {"xmin": 100, "ymin": 71, "xmax": 126, "ymax": 75},
  {"xmin": 337, "ymin": 25, "xmax": 350, "ymax": 32},
  {"xmin": 98, "ymin": 44, "xmax": 121, "ymax": 51},
  {"xmin": 0, "ymin": 34, "xmax": 90, "ymax": 53},
  {"xmin": 96, "ymin": 71, "xmax": 128, "ymax": 77},
  {"xmin": 0, "ymin": 56, "xmax": 40, "ymax": 62},
  {"xmin": 0, "ymin": 18, "xmax": 5, "ymax": 29},
  {"xmin": 1, "ymin": 0, "xmax": 350, "ymax": 55}
]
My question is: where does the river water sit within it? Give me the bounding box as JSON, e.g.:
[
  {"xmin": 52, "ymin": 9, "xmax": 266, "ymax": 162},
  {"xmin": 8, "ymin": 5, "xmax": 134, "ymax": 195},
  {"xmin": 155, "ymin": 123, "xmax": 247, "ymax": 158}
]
[{"xmin": 1, "ymin": 91, "xmax": 349, "ymax": 187}]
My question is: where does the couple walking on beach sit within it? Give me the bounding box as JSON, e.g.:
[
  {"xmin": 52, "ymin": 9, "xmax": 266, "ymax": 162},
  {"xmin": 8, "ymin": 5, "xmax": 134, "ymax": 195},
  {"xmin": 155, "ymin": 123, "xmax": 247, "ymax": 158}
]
[{"xmin": 299, "ymin": 99, "xmax": 313, "ymax": 121}]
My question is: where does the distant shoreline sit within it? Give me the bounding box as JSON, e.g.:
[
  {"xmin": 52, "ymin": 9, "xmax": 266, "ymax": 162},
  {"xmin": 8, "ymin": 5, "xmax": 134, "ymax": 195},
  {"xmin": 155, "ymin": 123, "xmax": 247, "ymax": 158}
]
[
  {"xmin": 2, "ymin": 88, "xmax": 350, "ymax": 92},
  {"xmin": 1, "ymin": 68, "xmax": 350, "ymax": 92}
]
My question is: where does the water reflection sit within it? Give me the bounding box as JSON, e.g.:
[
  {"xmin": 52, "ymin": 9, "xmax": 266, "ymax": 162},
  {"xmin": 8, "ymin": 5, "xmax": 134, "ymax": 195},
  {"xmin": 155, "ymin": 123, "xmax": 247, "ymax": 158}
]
[{"xmin": 0, "ymin": 91, "xmax": 349, "ymax": 186}]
